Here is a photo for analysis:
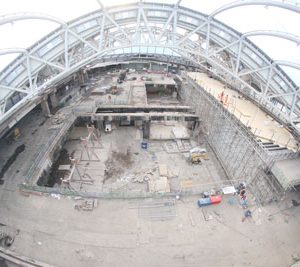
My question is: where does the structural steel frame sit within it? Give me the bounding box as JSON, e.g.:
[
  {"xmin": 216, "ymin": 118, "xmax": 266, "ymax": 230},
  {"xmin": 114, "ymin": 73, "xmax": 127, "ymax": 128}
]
[{"xmin": 0, "ymin": 0, "xmax": 299, "ymax": 135}]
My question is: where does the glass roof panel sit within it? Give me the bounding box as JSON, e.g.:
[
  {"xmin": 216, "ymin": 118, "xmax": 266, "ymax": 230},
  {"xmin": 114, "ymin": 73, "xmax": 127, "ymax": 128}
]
[{"xmin": 0, "ymin": 0, "xmax": 299, "ymax": 84}]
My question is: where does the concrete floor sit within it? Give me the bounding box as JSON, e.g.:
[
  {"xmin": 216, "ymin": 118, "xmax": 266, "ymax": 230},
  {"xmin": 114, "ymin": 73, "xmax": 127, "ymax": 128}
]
[
  {"xmin": 54, "ymin": 125, "xmax": 227, "ymax": 194},
  {"xmin": 81, "ymin": 72, "xmax": 177, "ymax": 108},
  {"xmin": 0, "ymin": 189, "xmax": 299, "ymax": 267},
  {"xmin": 0, "ymin": 109, "xmax": 57, "ymax": 190},
  {"xmin": 188, "ymin": 72, "xmax": 298, "ymax": 151}
]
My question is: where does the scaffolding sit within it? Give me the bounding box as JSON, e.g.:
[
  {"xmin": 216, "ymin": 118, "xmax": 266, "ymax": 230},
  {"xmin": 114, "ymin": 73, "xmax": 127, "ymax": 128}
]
[
  {"xmin": 80, "ymin": 125, "xmax": 102, "ymax": 161},
  {"xmin": 181, "ymin": 73, "xmax": 284, "ymax": 204}
]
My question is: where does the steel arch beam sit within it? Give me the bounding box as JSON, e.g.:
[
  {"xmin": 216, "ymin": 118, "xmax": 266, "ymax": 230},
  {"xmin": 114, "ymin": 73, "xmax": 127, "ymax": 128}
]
[
  {"xmin": 0, "ymin": 48, "xmax": 34, "ymax": 93},
  {"xmin": 209, "ymin": 0, "xmax": 300, "ymax": 18},
  {"xmin": 0, "ymin": 48, "xmax": 27, "ymax": 56},
  {"xmin": 0, "ymin": 1, "xmax": 299, "ymax": 137},
  {"xmin": 0, "ymin": 12, "xmax": 67, "ymax": 26},
  {"xmin": 0, "ymin": 84, "xmax": 29, "ymax": 94},
  {"xmin": 275, "ymin": 60, "xmax": 300, "ymax": 71},
  {"xmin": 238, "ymin": 60, "xmax": 300, "ymax": 77},
  {"xmin": 243, "ymin": 30, "xmax": 300, "ymax": 45}
]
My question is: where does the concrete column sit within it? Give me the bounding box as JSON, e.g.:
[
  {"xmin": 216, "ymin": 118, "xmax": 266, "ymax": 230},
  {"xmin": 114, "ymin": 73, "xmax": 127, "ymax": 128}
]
[
  {"xmin": 78, "ymin": 70, "xmax": 88, "ymax": 86},
  {"xmin": 96, "ymin": 120, "xmax": 104, "ymax": 130},
  {"xmin": 142, "ymin": 121, "xmax": 150, "ymax": 139},
  {"xmin": 41, "ymin": 98, "xmax": 51, "ymax": 117},
  {"xmin": 135, "ymin": 120, "xmax": 143, "ymax": 127},
  {"xmin": 78, "ymin": 71, "xmax": 84, "ymax": 85},
  {"xmin": 49, "ymin": 90, "xmax": 59, "ymax": 108}
]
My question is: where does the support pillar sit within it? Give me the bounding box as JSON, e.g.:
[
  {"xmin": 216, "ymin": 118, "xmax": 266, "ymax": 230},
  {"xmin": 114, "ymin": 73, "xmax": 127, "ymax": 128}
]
[
  {"xmin": 41, "ymin": 97, "xmax": 51, "ymax": 117},
  {"xmin": 142, "ymin": 120, "xmax": 150, "ymax": 139},
  {"xmin": 135, "ymin": 120, "xmax": 143, "ymax": 127},
  {"xmin": 96, "ymin": 120, "xmax": 104, "ymax": 130},
  {"xmin": 78, "ymin": 69, "xmax": 88, "ymax": 86},
  {"xmin": 49, "ymin": 90, "xmax": 59, "ymax": 108}
]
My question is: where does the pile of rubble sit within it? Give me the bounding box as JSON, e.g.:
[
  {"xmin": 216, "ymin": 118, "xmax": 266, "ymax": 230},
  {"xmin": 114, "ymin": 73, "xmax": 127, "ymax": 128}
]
[
  {"xmin": 103, "ymin": 149, "xmax": 133, "ymax": 184},
  {"xmin": 119, "ymin": 167, "xmax": 156, "ymax": 184},
  {"xmin": 148, "ymin": 164, "xmax": 177, "ymax": 193}
]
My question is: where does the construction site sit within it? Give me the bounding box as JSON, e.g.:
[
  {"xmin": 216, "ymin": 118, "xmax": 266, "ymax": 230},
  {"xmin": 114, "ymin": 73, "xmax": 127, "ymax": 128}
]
[{"xmin": 0, "ymin": 1, "xmax": 300, "ymax": 266}]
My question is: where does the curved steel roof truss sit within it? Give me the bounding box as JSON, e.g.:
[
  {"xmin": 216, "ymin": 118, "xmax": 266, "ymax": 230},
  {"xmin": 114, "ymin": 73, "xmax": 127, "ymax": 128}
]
[{"xmin": 0, "ymin": 1, "xmax": 300, "ymax": 134}]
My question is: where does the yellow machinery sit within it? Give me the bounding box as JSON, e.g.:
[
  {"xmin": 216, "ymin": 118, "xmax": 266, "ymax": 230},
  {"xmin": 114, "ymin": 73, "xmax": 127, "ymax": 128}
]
[
  {"xmin": 14, "ymin": 128, "xmax": 21, "ymax": 139},
  {"xmin": 189, "ymin": 147, "xmax": 208, "ymax": 164},
  {"xmin": 191, "ymin": 154, "xmax": 202, "ymax": 164}
]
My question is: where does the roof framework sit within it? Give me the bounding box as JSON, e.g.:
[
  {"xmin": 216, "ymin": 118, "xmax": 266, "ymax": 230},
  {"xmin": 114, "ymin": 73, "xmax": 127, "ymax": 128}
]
[{"xmin": 0, "ymin": 0, "xmax": 299, "ymax": 134}]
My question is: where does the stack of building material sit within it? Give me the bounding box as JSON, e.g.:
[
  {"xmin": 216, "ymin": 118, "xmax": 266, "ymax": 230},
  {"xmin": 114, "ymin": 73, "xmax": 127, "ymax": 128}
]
[
  {"xmin": 172, "ymin": 125, "xmax": 190, "ymax": 139},
  {"xmin": 147, "ymin": 164, "xmax": 171, "ymax": 193},
  {"xmin": 163, "ymin": 141, "xmax": 179, "ymax": 153},
  {"xmin": 158, "ymin": 164, "xmax": 168, "ymax": 177},
  {"xmin": 148, "ymin": 176, "xmax": 170, "ymax": 193}
]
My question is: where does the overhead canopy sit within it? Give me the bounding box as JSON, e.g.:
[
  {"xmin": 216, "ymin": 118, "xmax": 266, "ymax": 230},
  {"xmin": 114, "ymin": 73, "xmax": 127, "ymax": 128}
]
[
  {"xmin": 0, "ymin": 0, "xmax": 299, "ymax": 135},
  {"xmin": 1, "ymin": 0, "xmax": 299, "ymax": 82}
]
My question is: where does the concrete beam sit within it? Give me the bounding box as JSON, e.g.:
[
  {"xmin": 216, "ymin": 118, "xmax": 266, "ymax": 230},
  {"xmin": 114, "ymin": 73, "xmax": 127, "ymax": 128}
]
[
  {"xmin": 95, "ymin": 105, "xmax": 192, "ymax": 114},
  {"xmin": 89, "ymin": 112, "xmax": 199, "ymax": 121}
]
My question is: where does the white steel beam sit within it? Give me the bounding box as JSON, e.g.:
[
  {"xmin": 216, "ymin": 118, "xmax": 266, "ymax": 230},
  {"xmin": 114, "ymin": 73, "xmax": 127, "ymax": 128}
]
[
  {"xmin": 176, "ymin": 21, "xmax": 207, "ymax": 45},
  {"xmin": 0, "ymin": 2, "xmax": 299, "ymax": 135},
  {"xmin": 0, "ymin": 12, "xmax": 66, "ymax": 26},
  {"xmin": 68, "ymin": 30, "xmax": 99, "ymax": 53},
  {"xmin": 209, "ymin": 0, "xmax": 300, "ymax": 19},
  {"xmin": 173, "ymin": 7, "xmax": 178, "ymax": 45},
  {"xmin": 235, "ymin": 39, "xmax": 243, "ymax": 74},
  {"xmin": 26, "ymin": 54, "xmax": 33, "ymax": 92},
  {"xmin": 238, "ymin": 65, "xmax": 271, "ymax": 77},
  {"xmin": 96, "ymin": 0, "xmax": 131, "ymax": 42},
  {"xmin": 29, "ymin": 55, "xmax": 65, "ymax": 71},
  {"xmin": 263, "ymin": 66, "xmax": 273, "ymax": 97},
  {"xmin": 140, "ymin": 7, "xmax": 156, "ymax": 44},
  {"xmin": 206, "ymin": 20, "xmax": 211, "ymax": 54},
  {"xmin": 243, "ymin": 30, "xmax": 300, "ymax": 45},
  {"xmin": 208, "ymin": 39, "xmax": 240, "ymax": 57},
  {"xmin": 99, "ymin": 15, "xmax": 106, "ymax": 49},
  {"xmin": 135, "ymin": 6, "xmax": 142, "ymax": 43},
  {"xmin": 0, "ymin": 85, "xmax": 30, "ymax": 94},
  {"xmin": 176, "ymin": 0, "xmax": 182, "ymax": 6},
  {"xmin": 290, "ymin": 94, "xmax": 298, "ymax": 119},
  {"xmin": 64, "ymin": 29, "xmax": 69, "ymax": 68},
  {"xmin": 157, "ymin": 8, "xmax": 176, "ymax": 42},
  {"xmin": 267, "ymin": 90, "xmax": 299, "ymax": 100}
]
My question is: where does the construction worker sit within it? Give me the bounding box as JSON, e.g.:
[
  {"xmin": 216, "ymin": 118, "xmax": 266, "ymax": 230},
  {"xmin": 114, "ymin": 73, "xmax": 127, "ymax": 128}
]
[{"xmin": 220, "ymin": 90, "xmax": 224, "ymax": 103}]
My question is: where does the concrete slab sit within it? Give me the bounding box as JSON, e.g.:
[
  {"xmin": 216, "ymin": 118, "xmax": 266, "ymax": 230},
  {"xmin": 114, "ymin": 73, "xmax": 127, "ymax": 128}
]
[
  {"xmin": 0, "ymin": 191, "xmax": 299, "ymax": 267},
  {"xmin": 273, "ymin": 157, "xmax": 300, "ymax": 188},
  {"xmin": 188, "ymin": 72, "xmax": 298, "ymax": 151}
]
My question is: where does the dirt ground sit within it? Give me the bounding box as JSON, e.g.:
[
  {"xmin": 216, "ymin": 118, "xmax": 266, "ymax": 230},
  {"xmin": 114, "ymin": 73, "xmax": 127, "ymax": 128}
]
[
  {"xmin": 0, "ymin": 189, "xmax": 299, "ymax": 267},
  {"xmin": 50, "ymin": 125, "xmax": 228, "ymax": 195}
]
